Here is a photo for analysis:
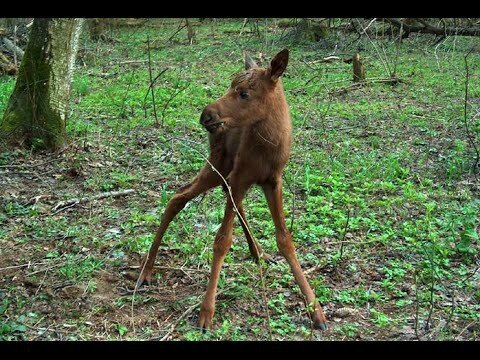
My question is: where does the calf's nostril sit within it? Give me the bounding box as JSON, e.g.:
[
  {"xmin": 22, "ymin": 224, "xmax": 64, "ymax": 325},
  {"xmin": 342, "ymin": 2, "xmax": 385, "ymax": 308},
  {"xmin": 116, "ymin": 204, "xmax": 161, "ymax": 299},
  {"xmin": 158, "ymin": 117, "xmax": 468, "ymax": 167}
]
[{"xmin": 200, "ymin": 109, "xmax": 213, "ymax": 125}]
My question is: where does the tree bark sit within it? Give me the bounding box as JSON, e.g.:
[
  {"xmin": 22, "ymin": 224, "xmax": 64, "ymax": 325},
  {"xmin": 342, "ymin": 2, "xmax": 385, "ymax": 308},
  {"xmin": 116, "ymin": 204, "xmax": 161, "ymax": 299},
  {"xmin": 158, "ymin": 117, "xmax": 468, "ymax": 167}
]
[
  {"xmin": 353, "ymin": 53, "xmax": 365, "ymax": 82},
  {"xmin": 0, "ymin": 18, "xmax": 84, "ymax": 150}
]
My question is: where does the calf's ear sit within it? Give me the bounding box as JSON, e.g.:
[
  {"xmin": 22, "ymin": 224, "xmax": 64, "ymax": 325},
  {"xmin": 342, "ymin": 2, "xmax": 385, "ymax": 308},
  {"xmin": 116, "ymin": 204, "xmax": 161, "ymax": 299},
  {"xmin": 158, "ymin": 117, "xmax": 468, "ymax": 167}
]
[
  {"xmin": 269, "ymin": 49, "xmax": 289, "ymax": 81},
  {"xmin": 244, "ymin": 52, "xmax": 258, "ymax": 70}
]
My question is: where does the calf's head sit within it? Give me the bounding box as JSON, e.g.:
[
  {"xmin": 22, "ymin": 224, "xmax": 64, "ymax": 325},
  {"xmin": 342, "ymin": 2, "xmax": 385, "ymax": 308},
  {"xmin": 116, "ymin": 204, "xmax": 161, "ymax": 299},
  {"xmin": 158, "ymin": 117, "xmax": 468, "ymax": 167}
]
[{"xmin": 200, "ymin": 49, "xmax": 289, "ymax": 133}]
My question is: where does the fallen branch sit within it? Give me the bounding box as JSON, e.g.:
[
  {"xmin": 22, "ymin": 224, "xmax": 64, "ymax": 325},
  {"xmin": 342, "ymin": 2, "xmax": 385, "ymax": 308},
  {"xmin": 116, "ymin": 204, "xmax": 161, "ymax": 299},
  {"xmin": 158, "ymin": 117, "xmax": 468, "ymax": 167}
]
[
  {"xmin": 117, "ymin": 59, "xmax": 149, "ymax": 66},
  {"xmin": 0, "ymin": 261, "xmax": 48, "ymax": 272},
  {"xmin": 51, "ymin": 189, "xmax": 135, "ymax": 213},
  {"xmin": 329, "ymin": 76, "xmax": 402, "ymax": 95},
  {"xmin": 128, "ymin": 265, "xmax": 208, "ymax": 273},
  {"xmin": 2, "ymin": 37, "xmax": 24, "ymax": 59},
  {"xmin": 304, "ymin": 264, "xmax": 326, "ymax": 276},
  {"xmin": 379, "ymin": 18, "xmax": 480, "ymax": 37}
]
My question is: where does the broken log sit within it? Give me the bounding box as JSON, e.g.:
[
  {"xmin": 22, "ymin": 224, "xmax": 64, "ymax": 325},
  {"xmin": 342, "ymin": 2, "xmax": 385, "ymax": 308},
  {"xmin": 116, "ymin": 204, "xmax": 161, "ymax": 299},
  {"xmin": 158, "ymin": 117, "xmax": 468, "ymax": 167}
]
[
  {"xmin": 379, "ymin": 18, "xmax": 480, "ymax": 37},
  {"xmin": 2, "ymin": 37, "xmax": 24, "ymax": 59}
]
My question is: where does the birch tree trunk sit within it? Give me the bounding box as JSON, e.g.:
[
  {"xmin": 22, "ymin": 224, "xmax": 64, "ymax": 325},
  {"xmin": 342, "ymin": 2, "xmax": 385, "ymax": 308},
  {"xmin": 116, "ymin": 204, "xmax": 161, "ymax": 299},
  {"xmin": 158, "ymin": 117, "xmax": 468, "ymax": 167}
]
[{"xmin": 0, "ymin": 18, "xmax": 84, "ymax": 150}]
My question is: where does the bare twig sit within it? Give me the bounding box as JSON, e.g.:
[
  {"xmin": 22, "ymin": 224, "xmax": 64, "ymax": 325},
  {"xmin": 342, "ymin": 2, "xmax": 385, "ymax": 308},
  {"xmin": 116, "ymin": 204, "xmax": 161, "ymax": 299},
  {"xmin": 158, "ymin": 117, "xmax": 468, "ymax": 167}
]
[
  {"xmin": 160, "ymin": 84, "xmax": 190, "ymax": 126},
  {"xmin": 392, "ymin": 19, "xmax": 403, "ymax": 76},
  {"xmin": 175, "ymin": 138, "xmax": 273, "ymax": 340},
  {"xmin": 117, "ymin": 66, "xmax": 137, "ymax": 121},
  {"xmin": 424, "ymin": 241, "xmax": 436, "ymax": 332},
  {"xmin": 238, "ymin": 18, "xmax": 248, "ymax": 38},
  {"xmin": 283, "ymin": 172, "xmax": 297, "ymax": 233},
  {"xmin": 463, "ymin": 49, "xmax": 479, "ymax": 177},
  {"xmin": 356, "ymin": 19, "xmax": 392, "ymax": 77},
  {"xmin": 146, "ymin": 36, "xmax": 159, "ymax": 126},
  {"xmin": 414, "ymin": 270, "xmax": 422, "ymax": 340},
  {"xmin": 13, "ymin": 25, "xmax": 18, "ymax": 67},
  {"xmin": 304, "ymin": 264, "xmax": 326, "ymax": 276},
  {"xmin": 166, "ymin": 21, "xmax": 188, "ymax": 43},
  {"xmin": 0, "ymin": 157, "xmax": 60, "ymax": 169},
  {"xmin": 128, "ymin": 265, "xmax": 209, "ymax": 273},
  {"xmin": 50, "ymin": 202, "xmax": 78, "ymax": 215},
  {"xmin": 329, "ymin": 77, "xmax": 401, "ymax": 95},
  {"xmin": 362, "ymin": 18, "xmax": 378, "ymax": 33},
  {"xmin": 34, "ymin": 269, "xmax": 49, "ymax": 297},
  {"xmin": 337, "ymin": 208, "xmax": 351, "ymax": 263},
  {"xmin": 142, "ymin": 68, "xmax": 168, "ymax": 116},
  {"xmin": 0, "ymin": 261, "xmax": 47, "ymax": 272},
  {"xmin": 159, "ymin": 302, "xmax": 199, "ymax": 340},
  {"xmin": 455, "ymin": 320, "xmax": 477, "ymax": 340},
  {"xmin": 26, "ymin": 262, "xmax": 72, "ymax": 277},
  {"xmin": 151, "ymin": 287, "xmax": 231, "ymax": 341},
  {"xmin": 117, "ymin": 59, "xmax": 149, "ymax": 65},
  {"xmin": 51, "ymin": 189, "xmax": 135, "ymax": 213}
]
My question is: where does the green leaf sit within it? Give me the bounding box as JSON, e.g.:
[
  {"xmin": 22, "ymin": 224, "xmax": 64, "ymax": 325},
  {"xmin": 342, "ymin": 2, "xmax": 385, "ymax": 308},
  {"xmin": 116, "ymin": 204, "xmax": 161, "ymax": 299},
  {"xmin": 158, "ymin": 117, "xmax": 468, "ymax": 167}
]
[
  {"xmin": 457, "ymin": 228, "xmax": 478, "ymax": 253},
  {"xmin": 12, "ymin": 324, "xmax": 26, "ymax": 333},
  {"xmin": 117, "ymin": 324, "xmax": 128, "ymax": 336}
]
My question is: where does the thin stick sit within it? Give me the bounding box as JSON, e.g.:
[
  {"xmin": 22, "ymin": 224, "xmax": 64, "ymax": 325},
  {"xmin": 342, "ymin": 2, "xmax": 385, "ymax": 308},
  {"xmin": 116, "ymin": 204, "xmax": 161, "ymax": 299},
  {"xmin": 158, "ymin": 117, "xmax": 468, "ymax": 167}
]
[
  {"xmin": 159, "ymin": 302, "xmax": 199, "ymax": 340},
  {"xmin": 27, "ymin": 263, "xmax": 67, "ymax": 276},
  {"xmin": 304, "ymin": 264, "xmax": 324, "ymax": 276},
  {"xmin": 160, "ymin": 70, "xmax": 190, "ymax": 126},
  {"xmin": 146, "ymin": 36, "xmax": 159, "ymax": 126},
  {"xmin": 455, "ymin": 320, "xmax": 477, "ymax": 340},
  {"xmin": 328, "ymin": 77, "xmax": 401, "ymax": 95},
  {"xmin": 166, "ymin": 21, "xmax": 188, "ymax": 43},
  {"xmin": 128, "ymin": 265, "xmax": 208, "ymax": 273},
  {"xmin": 356, "ymin": 19, "xmax": 392, "ymax": 77},
  {"xmin": 13, "ymin": 25, "xmax": 18, "ymax": 67},
  {"xmin": 463, "ymin": 49, "xmax": 479, "ymax": 177},
  {"xmin": 424, "ymin": 251, "xmax": 435, "ymax": 331},
  {"xmin": 337, "ymin": 208, "xmax": 351, "ymax": 263},
  {"xmin": 51, "ymin": 189, "xmax": 135, "ymax": 213},
  {"xmin": 176, "ymin": 138, "xmax": 273, "ymax": 340},
  {"xmin": 238, "ymin": 18, "xmax": 248, "ymax": 38},
  {"xmin": 142, "ymin": 68, "xmax": 168, "ymax": 117},
  {"xmin": 362, "ymin": 18, "xmax": 378, "ymax": 33},
  {"xmin": 34, "ymin": 269, "xmax": 49, "ymax": 297},
  {"xmin": 131, "ymin": 246, "xmax": 150, "ymax": 334},
  {"xmin": 152, "ymin": 287, "xmax": 230, "ymax": 341},
  {"xmin": 392, "ymin": 19, "xmax": 403, "ymax": 76},
  {"xmin": 0, "ymin": 261, "xmax": 47, "ymax": 272},
  {"xmin": 117, "ymin": 66, "xmax": 137, "ymax": 122},
  {"xmin": 51, "ymin": 202, "xmax": 78, "ymax": 215},
  {"xmin": 414, "ymin": 270, "xmax": 421, "ymax": 340}
]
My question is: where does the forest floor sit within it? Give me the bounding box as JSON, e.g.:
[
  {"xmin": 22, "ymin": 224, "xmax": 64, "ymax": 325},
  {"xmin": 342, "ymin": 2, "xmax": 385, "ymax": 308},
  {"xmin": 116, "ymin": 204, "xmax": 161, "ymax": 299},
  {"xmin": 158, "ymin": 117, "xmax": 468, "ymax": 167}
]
[{"xmin": 0, "ymin": 19, "xmax": 479, "ymax": 341}]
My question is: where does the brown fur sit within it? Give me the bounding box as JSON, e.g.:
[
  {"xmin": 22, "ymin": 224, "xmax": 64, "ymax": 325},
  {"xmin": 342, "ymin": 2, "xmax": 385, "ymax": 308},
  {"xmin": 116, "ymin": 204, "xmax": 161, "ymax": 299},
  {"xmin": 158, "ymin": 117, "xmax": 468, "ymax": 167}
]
[{"xmin": 137, "ymin": 49, "xmax": 327, "ymax": 331}]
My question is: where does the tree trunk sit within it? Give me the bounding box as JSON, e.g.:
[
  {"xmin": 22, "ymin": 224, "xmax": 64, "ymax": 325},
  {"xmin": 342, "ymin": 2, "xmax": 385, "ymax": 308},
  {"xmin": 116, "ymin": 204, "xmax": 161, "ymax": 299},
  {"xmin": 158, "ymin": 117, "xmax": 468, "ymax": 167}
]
[
  {"xmin": 353, "ymin": 53, "xmax": 365, "ymax": 82},
  {"xmin": 88, "ymin": 18, "xmax": 106, "ymax": 40},
  {"xmin": 0, "ymin": 18, "xmax": 84, "ymax": 150}
]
